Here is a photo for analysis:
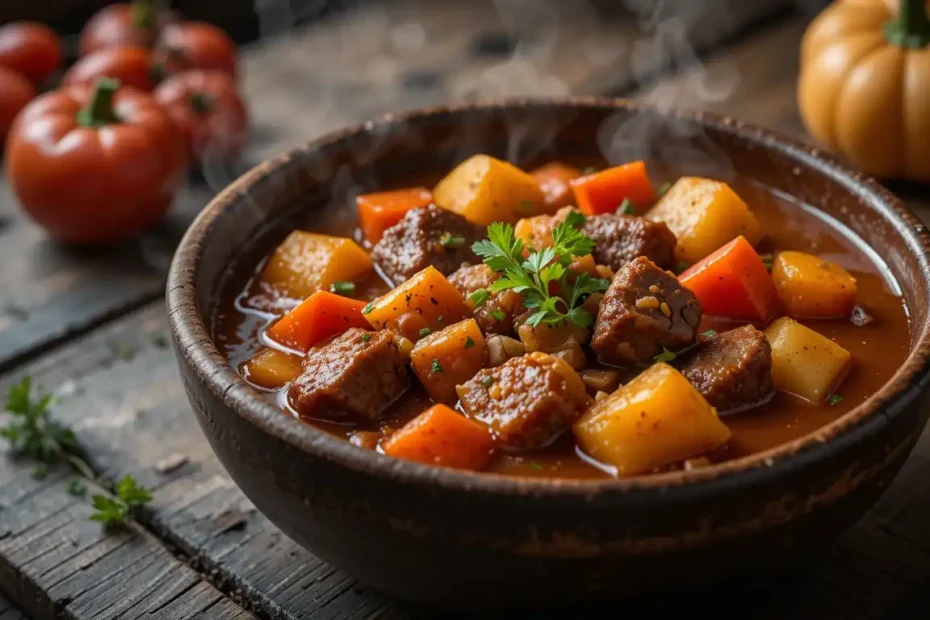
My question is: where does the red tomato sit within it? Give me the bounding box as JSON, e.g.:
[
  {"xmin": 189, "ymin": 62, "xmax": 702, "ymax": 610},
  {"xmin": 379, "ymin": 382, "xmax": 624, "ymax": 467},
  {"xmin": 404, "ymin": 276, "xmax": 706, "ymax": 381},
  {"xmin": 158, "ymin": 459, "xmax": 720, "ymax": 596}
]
[
  {"xmin": 5, "ymin": 78, "xmax": 188, "ymax": 244},
  {"xmin": 155, "ymin": 21, "xmax": 238, "ymax": 80},
  {"xmin": 0, "ymin": 67, "xmax": 35, "ymax": 142},
  {"xmin": 80, "ymin": 1, "xmax": 158, "ymax": 56},
  {"xmin": 154, "ymin": 69, "xmax": 248, "ymax": 163},
  {"xmin": 63, "ymin": 46, "xmax": 157, "ymax": 92},
  {"xmin": 0, "ymin": 22, "xmax": 63, "ymax": 85}
]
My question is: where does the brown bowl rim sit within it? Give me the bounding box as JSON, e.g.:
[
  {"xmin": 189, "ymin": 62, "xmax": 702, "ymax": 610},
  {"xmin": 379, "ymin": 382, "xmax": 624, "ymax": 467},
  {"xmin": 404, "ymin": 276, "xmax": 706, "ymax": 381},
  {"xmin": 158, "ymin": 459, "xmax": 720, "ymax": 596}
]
[{"xmin": 167, "ymin": 95, "xmax": 930, "ymax": 498}]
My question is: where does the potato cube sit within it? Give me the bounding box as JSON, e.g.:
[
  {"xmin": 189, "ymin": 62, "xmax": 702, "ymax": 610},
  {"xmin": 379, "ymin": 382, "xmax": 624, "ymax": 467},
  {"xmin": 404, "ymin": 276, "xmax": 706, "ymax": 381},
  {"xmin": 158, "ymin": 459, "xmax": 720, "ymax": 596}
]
[
  {"xmin": 363, "ymin": 266, "xmax": 471, "ymax": 341},
  {"xmin": 240, "ymin": 348, "xmax": 303, "ymax": 390},
  {"xmin": 573, "ymin": 363, "xmax": 731, "ymax": 475},
  {"xmin": 772, "ymin": 251, "xmax": 857, "ymax": 318},
  {"xmin": 646, "ymin": 177, "xmax": 760, "ymax": 263},
  {"xmin": 763, "ymin": 317, "xmax": 852, "ymax": 402},
  {"xmin": 433, "ymin": 154, "xmax": 545, "ymax": 225},
  {"xmin": 259, "ymin": 231, "xmax": 372, "ymax": 299},
  {"xmin": 411, "ymin": 319, "xmax": 487, "ymax": 403}
]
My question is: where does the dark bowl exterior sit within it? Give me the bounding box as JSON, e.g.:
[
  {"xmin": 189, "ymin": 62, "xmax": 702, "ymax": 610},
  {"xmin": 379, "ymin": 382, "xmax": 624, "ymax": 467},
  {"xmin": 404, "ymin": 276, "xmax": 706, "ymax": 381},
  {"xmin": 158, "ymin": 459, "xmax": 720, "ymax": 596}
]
[{"xmin": 167, "ymin": 98, "xmax": 930, "ymax": 612}]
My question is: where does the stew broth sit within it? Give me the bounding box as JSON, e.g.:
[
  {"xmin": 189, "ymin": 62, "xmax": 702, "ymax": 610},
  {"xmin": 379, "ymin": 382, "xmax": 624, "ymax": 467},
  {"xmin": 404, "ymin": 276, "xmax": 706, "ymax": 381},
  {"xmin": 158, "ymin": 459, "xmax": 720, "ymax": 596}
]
[{"xmin": 214, "ymin": 172, "xmax": 909, "ymax": 480}]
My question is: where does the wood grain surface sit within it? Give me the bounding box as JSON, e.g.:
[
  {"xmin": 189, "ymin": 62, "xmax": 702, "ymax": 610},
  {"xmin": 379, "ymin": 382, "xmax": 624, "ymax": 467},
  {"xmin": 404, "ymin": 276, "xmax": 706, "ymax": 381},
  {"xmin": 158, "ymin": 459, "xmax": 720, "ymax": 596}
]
[{"xmin": 4, "ymin": 2, "xmax": 930, "ymax": 619}]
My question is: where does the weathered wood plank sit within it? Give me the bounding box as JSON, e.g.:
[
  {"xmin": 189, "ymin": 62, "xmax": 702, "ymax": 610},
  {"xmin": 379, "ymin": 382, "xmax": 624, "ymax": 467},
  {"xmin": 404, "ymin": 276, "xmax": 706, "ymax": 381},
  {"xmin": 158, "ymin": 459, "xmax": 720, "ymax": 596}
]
[{"xmin": 0, "ymin": 591, "xmax": 28, "ymax": 620}]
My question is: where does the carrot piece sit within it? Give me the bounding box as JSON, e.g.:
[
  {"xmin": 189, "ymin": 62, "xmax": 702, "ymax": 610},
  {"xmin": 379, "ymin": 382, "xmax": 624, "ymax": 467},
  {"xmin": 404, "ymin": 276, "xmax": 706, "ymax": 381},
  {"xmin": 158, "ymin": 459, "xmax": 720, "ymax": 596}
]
[
  {"xmin": 267, "ymin": 291, "xmax": 370, "ymax": 352},
  {"xmin": 381, "ymin": 404, "xmax": 495, "ymax": 471},
  {"xmin": 240, "ymin": 348, "xmax": 303, "ymax": 389},
  {"xmin": 570, "ymin": 161, "xmax": 654, "ymax": 215},
  {"xmin": 531, "ymin": 162, "xmax": 582, "ymax": 211},
  {"xmin": 357, "ymin": 187, "xmax": 432, "ymax": 244},
  {"xmin": 679, "ymin": 236, "xmax": 780, "ymax": 324}
]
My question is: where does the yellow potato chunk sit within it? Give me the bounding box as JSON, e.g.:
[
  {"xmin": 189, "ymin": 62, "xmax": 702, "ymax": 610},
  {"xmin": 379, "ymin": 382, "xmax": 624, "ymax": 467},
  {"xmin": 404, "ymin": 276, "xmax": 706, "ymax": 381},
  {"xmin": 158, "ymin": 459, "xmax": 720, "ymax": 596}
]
[
  {"xmin": 646, "ymin": 177, "xmax": 760, "ymax": 263},
  {"xmin": 411, "ymin": 319, "xmax": 487, "ymax": 403},
  {"xmin": 433, "ymin": 154, "xmax": 546, "ymax": 225},
  {"xmin": 764, "ymin": 317, "xmax": 852, "ymax": 403},
  {"xmin": 259, "ymin": 231, "xmax": 372, "ymax": 300},
  {"xmin": 240, "ymin": 348, "xmax": 303, "ymax": 390},
  {"xmin": 573, "ymin": 363, "xmax": 731, "ymax": 475},
  {"xmin": 363, "ymin": 266, "xmax": 471, "ymax": 342},
  {"xmin": 772, "ymin": 251, "xmax": 857, "ymax": 318}
]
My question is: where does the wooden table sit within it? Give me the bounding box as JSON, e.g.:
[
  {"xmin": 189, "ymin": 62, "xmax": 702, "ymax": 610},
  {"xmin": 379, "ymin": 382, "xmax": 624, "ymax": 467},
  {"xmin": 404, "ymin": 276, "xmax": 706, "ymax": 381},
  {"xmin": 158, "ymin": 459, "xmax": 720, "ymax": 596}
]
[{"xmin": 3, "ymin": 3, "xmax": 930, "ymax": 618}]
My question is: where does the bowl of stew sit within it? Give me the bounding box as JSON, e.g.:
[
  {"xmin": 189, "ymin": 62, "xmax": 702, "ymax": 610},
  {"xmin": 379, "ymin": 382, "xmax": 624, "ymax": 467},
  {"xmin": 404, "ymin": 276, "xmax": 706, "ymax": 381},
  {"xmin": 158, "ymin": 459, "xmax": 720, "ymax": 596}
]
[{"xmin": 167, "ymin": 97, "xmax": 930, "ymax": 612}]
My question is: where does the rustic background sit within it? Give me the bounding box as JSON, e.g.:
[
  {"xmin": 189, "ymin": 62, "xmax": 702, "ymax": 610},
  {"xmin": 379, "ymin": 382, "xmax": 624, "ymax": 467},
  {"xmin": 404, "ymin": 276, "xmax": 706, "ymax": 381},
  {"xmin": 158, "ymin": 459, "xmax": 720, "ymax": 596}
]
[{"xmin": 4, "ymin": 1, "xmax": 930, "ymax": 619}]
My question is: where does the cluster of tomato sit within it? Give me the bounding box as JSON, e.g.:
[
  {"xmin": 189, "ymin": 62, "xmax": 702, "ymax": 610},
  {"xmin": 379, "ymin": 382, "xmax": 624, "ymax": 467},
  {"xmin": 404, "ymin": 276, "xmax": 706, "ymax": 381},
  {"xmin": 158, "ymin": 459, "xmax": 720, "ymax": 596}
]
[{"xmin": 0, "ymin": 1, "xmax": 249, "ymax": 244}]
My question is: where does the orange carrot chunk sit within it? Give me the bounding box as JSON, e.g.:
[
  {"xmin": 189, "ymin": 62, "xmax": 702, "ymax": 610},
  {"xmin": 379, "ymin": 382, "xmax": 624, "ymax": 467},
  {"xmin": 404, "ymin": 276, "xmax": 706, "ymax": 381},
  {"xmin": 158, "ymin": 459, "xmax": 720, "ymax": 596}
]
[
  {"xmin": 679, "ymin": 236, "xmax": 780, "ymax": 324},
  {"xmin": 267, "ymin": 290, "xmax": 370, "ymax": 352},
  {"xmin": 570, "ymin": 161, "xmax": 654, "ymax": 216},
  {"xmin": 357, "ymin": 187, "xmax": 432, "ymax": 244},
  {"xmin": 381, "ymin": 404, "xmax": 495, "ymax": 471}
]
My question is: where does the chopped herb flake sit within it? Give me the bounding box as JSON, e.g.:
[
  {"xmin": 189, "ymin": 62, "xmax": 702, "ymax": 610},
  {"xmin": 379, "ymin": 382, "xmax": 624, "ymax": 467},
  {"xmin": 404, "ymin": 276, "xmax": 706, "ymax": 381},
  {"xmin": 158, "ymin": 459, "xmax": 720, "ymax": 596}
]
[
  {"xmin": 582, "ymin": 166, "xmax": 599, "ymax": 175},
  {"xmin": 67, "ymin": 479, "xmax": 86, "ymax": 496},
  {"xmin": 657, "ymin": 181, "xmax": 672, "ymax": 196},
  {"xmin": 464, "ymin": 336, "xmax": 475, "ymax": 349},
  {"xmin": 489, "ymin": 308, "xmax": 507, "ymax": 322},
  {"xmin": 418, "ymin": 327, "xmax": 432, "ymax": 339},
  {"xmin": 361, "ymin": 301, "xmax": 375, "ymax": 315},
  {"xmin": 674, "ymin": 261, "xmax": 689, "ymax": 274},
  {"xmin": 701, "ymin": 330, "xmax": 717, "ymax": 339},
  {"xmin": 330, "ymin": 281, "xmax": 356, "ymax": 297},
  {"xmin": 518, "ymin": 201, "xmax": 537, "ymax": 214},
  {"xmin": 468, "ymin": 288, "xmax": 491, "ymax": 307},
  {"xmin": 527, "ymin": 461, "xmax": 544, "ymax": 470},
  {"xmin": 618, "ymin": 198, "xmax": 636, "ymax": 215},
  {"xmin": 760, "ymin": 254, "xmax": 775, "ymax": 271},
  {"xmin": 439, "ymin": 233, "xmax": 466, "ymax": 249},
  {"xmin": 430, "ymin": 359, "xmax": 443, "ymax": 374},
  {"xmin": 827, "ymin": 394, "xmax": 842, "ymax": 406},
  {"xmin": 653, "ymin": 347, "xmax": 678, "ymax": 363},
  {"xmin": 361, "ymin": 333, "xmax": 371, "ymax": 342},
  {"xmin": 90, "ymin": 475, "xmax": 153, "ymax": 528},
  {"xmin": 480, "ymin": 376, "xmax": 494, "ymax": 388}
]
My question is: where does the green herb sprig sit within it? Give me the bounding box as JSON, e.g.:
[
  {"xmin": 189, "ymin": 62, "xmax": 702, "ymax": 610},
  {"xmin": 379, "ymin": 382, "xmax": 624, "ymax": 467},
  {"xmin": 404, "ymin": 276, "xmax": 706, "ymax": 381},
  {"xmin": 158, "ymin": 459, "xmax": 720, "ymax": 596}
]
[
  {"xmin": 471, "ymin": 211, "xmax": 610, "ymax": 328},
  {"xmin": 90, "ymin": 475, "xmax": 153, "ymax": 527}
]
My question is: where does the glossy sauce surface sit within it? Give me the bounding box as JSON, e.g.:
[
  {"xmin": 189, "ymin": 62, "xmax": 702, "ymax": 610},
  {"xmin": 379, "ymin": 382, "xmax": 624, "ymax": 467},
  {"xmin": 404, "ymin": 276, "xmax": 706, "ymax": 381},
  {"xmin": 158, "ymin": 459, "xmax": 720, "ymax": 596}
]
[{"xmin": 214, "ymin": 175, "xmax": 910, "ymax": 479}]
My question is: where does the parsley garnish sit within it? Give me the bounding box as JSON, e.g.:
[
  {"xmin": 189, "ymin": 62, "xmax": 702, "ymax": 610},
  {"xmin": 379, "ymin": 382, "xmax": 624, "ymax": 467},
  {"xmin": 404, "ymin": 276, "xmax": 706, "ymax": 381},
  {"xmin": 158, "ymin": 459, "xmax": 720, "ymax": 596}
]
[
  {"xmin": 657, "ymin": 181, "xmax": 672, "ymax": 197},
  {"xmin": 430, "ymin": 359, "xmax": 443, "ymax": 374},
  {"xmin": 464, "ymin": 336, "xmax": 475, "ymax": 349},
  {"xmin": 618, "ymin": 198, "xmax": 636, "ymax": 215},
  {"xmin": 418, "ymin": 327, "xmax": 431, "ymax": 339},
  {"xmin": 480, "ymin": 376, "xmax": 494, "ymax": 388},
  {"xmin": 361, "ymin": 301, "xmax": 375, "ymax": 315},
  {"xmin": 674, "ymin": 261, "xmax": 689, "ymax": 274},
  {"xmin": 1, "ymin": 377, "xmax": 78, "ymax": 462},
  {"xmin": 468, "ymin": 288, "xmax": 490, "ymax": 307},
  {"xmin": 439, "ymin": 233, "xmax": 465, "ymax": 249},
  {"xmin": 471, "ymin": 212, "xmax": 609, "ymax": 328},
  {"xmin": 760, "ymin": 254, "xmax": 775, "ymax": 271},
  {"xmin": 90, "ymin": 475, "xmax": 153, "ymax": 528},
  {"xmin": 701, "ymin": 330, "xmax": 717, "ymax": 338},
  {"xmin": 329, "ymin": 281, "xmax": 356, "ymax": 297},
  {"xmin": 827, "ymin": 394, "xmax": 842, "ymax": 406},
  {"xmin": 653, "ymin": 330, "xmax": 718, "ymax": 364},
  {"xmin": 68, "ymin": 479, "xmax": 86, "ymax": 496},
  {"xmin": 489, "ymin": 308, "xmax": 506, "ymax": 322},
  {"xmin": 654, "ymin": 347, "xmax": 678, "ymax": 363},
  {"xmin": 361, "ymin": 333, "xmax": 371, "ymax": 342},
  {"xmin": 527, "ymin": 461, "xmax": 544, "ymax": 470}
]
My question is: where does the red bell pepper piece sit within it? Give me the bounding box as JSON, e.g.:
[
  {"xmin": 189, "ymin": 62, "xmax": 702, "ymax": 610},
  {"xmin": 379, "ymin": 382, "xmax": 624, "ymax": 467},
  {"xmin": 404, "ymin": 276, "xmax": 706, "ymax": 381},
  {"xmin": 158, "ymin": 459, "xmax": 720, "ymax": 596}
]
[{"xmin": 679, "ymin": 236, "xmax": 780, "ymax": 324}]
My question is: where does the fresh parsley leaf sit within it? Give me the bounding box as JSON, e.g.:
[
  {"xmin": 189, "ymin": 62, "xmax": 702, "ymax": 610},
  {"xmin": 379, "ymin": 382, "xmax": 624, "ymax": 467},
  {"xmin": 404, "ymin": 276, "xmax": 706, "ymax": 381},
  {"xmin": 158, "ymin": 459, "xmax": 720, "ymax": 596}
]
[
  {"xmin": 654, "ymin": 347, "xmax": 678, "ymax": 363},
  {"xmin": 480, "ymin": 376, "xmax": 494, "ymax": 388},
  {"xmin": 430, "ymin": 359, "xmax": 443, "ymax": 374},
  {"xmin": 701, "ymin": 330, "xmax": 717, "ymax": 338},
  {"xmin": 329, "ymin": 281, "xmax": 356, "ymax": 297},
  {"xmin": 464, "ymin": 336, "xmax": 475, "ymax": 349},
  {"xmin": 618, "ymin": 198, "xmax": 636, "ymax": 215},
  {"xmin": 361, "ymin": 333, "xmax": 371, "ymax": 342},
  {"xmin": 657, "ymin": 181, "xmax": 672, "ymax": 196},
  {"xmin": 567, "ymin": 307, "xmax": 594, "ymax": 328},
  {"xmin": 67, "ymin": 479, "xmax": 86, "ymax": 496},
  {"xmin": 90, "ymin": 475, "xmax": 153, "ymax": 528},
  {"xmin": 439, "ymin": 232, "xmax": 465, "ymax": 249},
  {"xmin": 361, "ymin": 301, "xmax": 375, "ymax": 315},
  {"xmin": 468, "ymin": 288, "xmax": 491, "ymax": 307},
  {"xmin": 524, "ymin": 310, "xmax": 548, "ymax": 327},
  {"xmin": 827, "ymin": 394, "xmax": 842, "ymax": 406},
  {"xmin": 760, "ymin": 254, "xmax": 775, "ymax": 271},
  {"xmin": 418, "ymin": 327, "xmax": 431, "ymax": 339},
  {"xmin": 2, "ymin": 376, "xmax": 78, "ymax": 463},
  {"xmin": 489, "ymin": 309, "xmax": 507, "ymax": 322}
]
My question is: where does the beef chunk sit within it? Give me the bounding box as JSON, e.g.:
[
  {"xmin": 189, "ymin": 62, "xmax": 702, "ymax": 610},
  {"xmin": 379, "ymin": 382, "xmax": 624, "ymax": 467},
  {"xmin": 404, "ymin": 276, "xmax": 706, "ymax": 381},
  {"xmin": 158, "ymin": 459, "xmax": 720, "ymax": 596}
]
[
  {"xmin": 371, "ymin": 205, "xmax": 485, "ymax": 285},
  {"xmin": 582, "ymin": 213, "xmax": 677, "ymax": 271},
  {"xmin": 458, "ymin": 352, "xmax": 590, "ymax": 449},
  {"xmin": 448, "ymin": 264, "xmax": 523, "ymax": 336},
  {"xmin": 680, "ymin": 325, "xmax": 774, "ymax": 412},
  {"xmin": 288, "ymin": 328, "xmax": 410, "ymax": 422},
  {"xmin": 592, "ymin": 256, "xmax": 701, "ymax": 366}
]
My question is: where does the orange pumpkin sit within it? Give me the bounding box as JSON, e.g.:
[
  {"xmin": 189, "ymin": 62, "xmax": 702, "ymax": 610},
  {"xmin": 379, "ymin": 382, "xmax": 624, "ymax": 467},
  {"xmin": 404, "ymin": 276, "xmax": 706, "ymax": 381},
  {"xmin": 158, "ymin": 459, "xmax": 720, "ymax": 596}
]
[{"xmin": 798, "ymin": 0, "xmax": 930, "ymax": 181}]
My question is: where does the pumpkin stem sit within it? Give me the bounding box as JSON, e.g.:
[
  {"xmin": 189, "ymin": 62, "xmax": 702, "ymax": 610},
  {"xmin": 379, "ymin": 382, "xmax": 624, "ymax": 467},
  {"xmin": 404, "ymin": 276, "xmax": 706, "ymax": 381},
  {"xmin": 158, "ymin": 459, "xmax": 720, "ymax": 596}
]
[
  {"xmin": 886, "ymin": 0, "xmax": 930, "ymax": 48},
  {"xmin": 76, "ymin": 78, "xmax": 123, "ymax": 128}
]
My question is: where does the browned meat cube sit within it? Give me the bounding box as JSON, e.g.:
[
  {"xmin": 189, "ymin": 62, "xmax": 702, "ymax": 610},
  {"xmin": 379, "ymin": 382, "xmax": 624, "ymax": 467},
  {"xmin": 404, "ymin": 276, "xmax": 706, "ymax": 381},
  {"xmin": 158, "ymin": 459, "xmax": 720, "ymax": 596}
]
[
  {"xmin": 458, "ymin": 352, "xmax": 590, "ymax": 449},
  {"xmin": 371, "ymin": 205, "xmax": 485, "ymax": 285},
  {"xmin": 448, "ymin": 264, "xmax": 524, "ymax": 336},
  {"xmin": 680, "ymin": 325, "xmax": 774, "ymax": 412},
  {"xmin": 582, "ymin": 213, "xmax": 677, "ymax": 272},
  {"xmin": 288, "ymin": 328, "xmax": 410, "ymax": 422},
  {"xmin": 592, "ymin": 256, "xmax": 701, "ymax": 366}
]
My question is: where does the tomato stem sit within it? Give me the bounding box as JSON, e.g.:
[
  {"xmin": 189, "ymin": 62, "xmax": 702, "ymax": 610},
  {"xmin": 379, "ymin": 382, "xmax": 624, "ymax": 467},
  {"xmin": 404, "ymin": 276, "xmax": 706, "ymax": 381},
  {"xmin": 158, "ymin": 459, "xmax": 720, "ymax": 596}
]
[
  {"xmin": 886, "ymin": 0, "xmax": 930, "ymax": 48},
  {"xmin": 131, "ymin": 0, "xmax": 155, "ymax": 31},
  {"xmin": 76, "ymin": 78, "xmax": 122, "ymax": 128}
]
